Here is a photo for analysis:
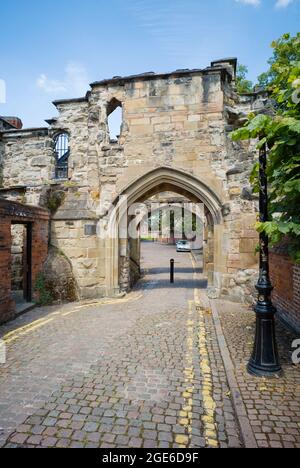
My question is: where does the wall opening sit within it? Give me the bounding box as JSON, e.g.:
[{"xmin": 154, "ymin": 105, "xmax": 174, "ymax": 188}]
[
  {"xmin": 54, "ymin": 133, "xmax": 70, "ymax": 179},
  {"xmin": 107, "ymin": 98, "xmax": 123, "ymax": 142},
  {"xmin": 118, "ymin": 192, "xmax": 207, "ymax": 292},
  {"xmin": 10, "ymin": 222, "xmax": 33, "ymax": 314}
]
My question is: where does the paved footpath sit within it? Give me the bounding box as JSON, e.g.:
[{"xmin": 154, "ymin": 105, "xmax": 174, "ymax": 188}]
[
  {"xmin": 0, "ymin": 242, "xmax": 299, "ymax": 448},
  {"xmin": 217, "ymin": 301, "xmax": 300, "ymax": 448}
]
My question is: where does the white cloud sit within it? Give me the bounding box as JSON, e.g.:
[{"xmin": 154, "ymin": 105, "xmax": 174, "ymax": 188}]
[
  {"xmin": 235, "ymin": 0, "xmax": 295, "ymax": 10},
  {"xmin": 235, "ymin": 0, "xmax": 261, "ymax": 6},
  {"xmin": 275, "ymin": 0, "xmax": 294, "ymax": 8},
  {"xmin": 124, "ymin": 0, "xmax": 208, "ymax": 61},
  {"xmin": 36, "ymin": 74, "xmax": 67, "ymax": 94},
  {"xmin": 37, "ymin": 63, "xmax": 89, "ymax": 96}
]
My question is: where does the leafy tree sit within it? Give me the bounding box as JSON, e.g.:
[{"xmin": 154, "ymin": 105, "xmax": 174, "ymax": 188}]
[
  {"xmin": 231, "ymin": 33, "xmax": 300, "ymax": 262},
  {"xmin": 258, "ymin": 33, "xmax": 300, "ymax": 93},
  {"xmin": 236, "ymin": 64, "xmax": 254, "ymax": 94}
]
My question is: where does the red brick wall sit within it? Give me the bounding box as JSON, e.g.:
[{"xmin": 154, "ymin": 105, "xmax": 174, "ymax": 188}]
[
  {"xmin": 31, "ymin": 220, "xmax": 49, "ymax": 302},
  {"xmin": 270, "ymin": 252, "xmax": 300, "ymax": 333},
  {"xmin": 0, "ymin": 200, "xmax": 49, "ymax": 325},
  {"xmin": 0, "ymin": 218, "xmax": 15, "ymax": 323}
]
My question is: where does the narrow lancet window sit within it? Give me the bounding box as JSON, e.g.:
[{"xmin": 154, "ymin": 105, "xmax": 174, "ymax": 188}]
[
  {"xmin": 55, "ymin": 133, "xmax": 70, "ymax": 179},
  {"xmin": 107, "ymin": 98, "xmax": 122, "ymax": 142}
]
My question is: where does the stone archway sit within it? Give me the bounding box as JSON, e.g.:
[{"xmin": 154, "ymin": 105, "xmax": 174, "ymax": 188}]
[{"xmin": 104, "ymin": 167, "xmax": 224, "ymax": 296}]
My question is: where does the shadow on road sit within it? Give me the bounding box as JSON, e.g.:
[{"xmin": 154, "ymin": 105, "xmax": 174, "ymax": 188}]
[
  {"xmin": 139, "ymin": 278, "xmax": 208, "ymax": 290},
  {"xmin": 145, "ymin": 267, "xmax": 203, "ymax": 275}
]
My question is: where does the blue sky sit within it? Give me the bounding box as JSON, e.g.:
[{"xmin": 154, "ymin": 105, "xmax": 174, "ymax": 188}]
[{"xmin": 0, "ymin": 0, "xmax": 299, "ymax": 128}]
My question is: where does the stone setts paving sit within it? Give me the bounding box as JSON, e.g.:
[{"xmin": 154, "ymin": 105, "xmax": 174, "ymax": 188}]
[
  {"xmin": 218, "ymin": 301, "xmax": 300, "ymax": 449},
  {"xmin": 0, "ymin": 244, "xmax": 299, "ymax": 449}
]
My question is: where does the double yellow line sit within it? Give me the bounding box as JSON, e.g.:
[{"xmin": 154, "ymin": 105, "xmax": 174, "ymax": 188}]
[
  {"xmin": 190, "ymin": 254, "xmax": 219, "ymax": 448},
  {"xmin": 1, "ymin": 292, "xmax": 143, "ymax": 346},
  {"xmin": 3, "ymin": 316, "xmax": 55, "ymax": 345},
  {"xmin": 176, "ymin": 300, "xmax": 195, "ymax": 447}
]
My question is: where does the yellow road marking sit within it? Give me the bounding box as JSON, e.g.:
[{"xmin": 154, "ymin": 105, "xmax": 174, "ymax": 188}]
[
  {"xmin": 3, "ymin": 318, "xmax": 55, "ymax": 345},
  {"xmin": 178, "ymin": 299, "xmax": 195, "ymax": 448},
  {"xmin": 2, "ymin": 292, "xmax": 144, "ymax": 343},
  {"xmin": 3, "ymin": 317, "xmax": 49, "ymax": 340},
  {"xmin": 190, "ymin": 253, "xmax": 219, "ymax": 449},
  {"xmin": 2, "ymin": 309, "xmax": 64, "ymax": 341}
]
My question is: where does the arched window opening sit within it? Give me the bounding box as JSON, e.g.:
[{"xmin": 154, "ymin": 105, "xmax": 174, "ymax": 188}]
[
  {"xmin": 54, "ymin": 133, "xmax": 70, "ymax": 179},
  {"xmin": 107, "ymin": 98, "xmax": 123, "ymax": 143}
]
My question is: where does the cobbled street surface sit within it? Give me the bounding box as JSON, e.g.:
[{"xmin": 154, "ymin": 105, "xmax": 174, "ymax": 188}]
[
  {"xmin": 218, "ymin": 302, "xmax": 300, "ymax": 448},
  {"xmin": 0, "ymin": 242, "xmax": 299, "ymax": 449},
  {"xmin": 0, "ymin": 242, "xmax": 242, "ymax": 448}
]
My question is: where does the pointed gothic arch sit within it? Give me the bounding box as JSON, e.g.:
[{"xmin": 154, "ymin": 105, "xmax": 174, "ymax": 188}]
[{"xmin": 104, "ymin": 167, "xmax": 225, "ymax": 296}]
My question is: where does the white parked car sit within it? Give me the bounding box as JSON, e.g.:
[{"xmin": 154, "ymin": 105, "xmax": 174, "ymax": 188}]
[{"xmin": 176, "ymin": 240, "xmax": 191, "ymax": 252}]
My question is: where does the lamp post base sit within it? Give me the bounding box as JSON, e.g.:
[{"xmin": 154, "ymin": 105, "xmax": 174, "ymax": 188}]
[
  {"xmin": 247, "ymin": 360, "xmax": 282, "ymax": 378},
  {"xmin": 247, "ymin": 303, "xmax": 282, "ymax": 378}
]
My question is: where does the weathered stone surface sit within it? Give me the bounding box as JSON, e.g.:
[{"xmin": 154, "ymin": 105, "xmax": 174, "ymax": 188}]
[
  {"xmin": 11, "ymin": 224, "xmax": 25, "ymax": 290},
  {"xmin": 42, "ymin": 247, "xmax": 78, "ymax": 303},
  {"xmin": 0, "ymin": 60, "xmax": 265, "ymax": 302}
]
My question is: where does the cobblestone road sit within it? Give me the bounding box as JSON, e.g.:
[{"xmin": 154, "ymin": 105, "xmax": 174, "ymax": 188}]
[
  {"xmin": 0, "ymin": 242, "xmax": 299, "ymax": 449},
  {"xmin": 0, "ymin": 242, "xmax": 241, "ymax": 448}
]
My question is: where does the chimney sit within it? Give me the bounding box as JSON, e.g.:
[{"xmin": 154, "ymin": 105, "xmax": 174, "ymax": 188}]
[
  {"xmin": 211, "ymin": 58, "xmax": 238, "ymax": 81},
  {"xmin": 3, "ymin": 117, "xmax": 23, "ymax": 129}
]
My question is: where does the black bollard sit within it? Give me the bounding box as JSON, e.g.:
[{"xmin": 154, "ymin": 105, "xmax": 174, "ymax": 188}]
[{"xmin": 170, "ymin": 259, "xmax": 175, "ymax": 284}]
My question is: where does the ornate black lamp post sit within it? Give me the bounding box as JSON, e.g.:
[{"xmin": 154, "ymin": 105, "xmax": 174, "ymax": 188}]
[{"xmin": 247, "ymin": 141, "xmax": 282, "ymax": 377}]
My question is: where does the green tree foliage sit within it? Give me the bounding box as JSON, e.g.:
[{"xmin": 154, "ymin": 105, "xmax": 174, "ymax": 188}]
[
  {"xmin": 258, "ymin": 33, "xmax": 300, "ymax": 93},
  {"xmin": 236, "ymin": 64, "xmax": 254, "ymax": 94},
  {"xmin": 231, "ymin": 33, "xmax": 300, "ymax": 262}
]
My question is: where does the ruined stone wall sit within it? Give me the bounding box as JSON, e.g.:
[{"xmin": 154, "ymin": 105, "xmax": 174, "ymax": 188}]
[
  {"xmin": 42, "ymin": 246, "xmax": 78, "ymax": 303},
  {"xmin": 0, "ymin": 63, "xmax": 261, "ymax": 302},
  {"xmin": 0, "ymin": 129, "xmax": 54, "ymax": 188},
  {"xmin": 88, "ymin": 70, "xmax": 257, "ymax": 301},
  {"xmin": 50, "ymin": 218, "xmax": 106, "ymax": 298}
]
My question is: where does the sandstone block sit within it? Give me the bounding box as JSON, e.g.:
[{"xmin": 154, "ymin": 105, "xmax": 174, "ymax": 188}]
[
  {"xmin": 130, "ymin": 125, "xmax": 153, "ymax": 136},
  {"xmin": 129, "ymin": 117, "xmax": 151, "ymax": 126},
  {"xmin": 151, "ymin": 116, "xmax": 171, "ymax": 125},
  {"xmin": 240, "ymin": 238, "xmax": 258, "ymax": 254}
]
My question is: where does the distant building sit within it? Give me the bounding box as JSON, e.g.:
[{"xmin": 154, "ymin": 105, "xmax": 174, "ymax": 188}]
[{"xmin": 0, "ymin": 116, "xmax": 23, "ymax": 131}]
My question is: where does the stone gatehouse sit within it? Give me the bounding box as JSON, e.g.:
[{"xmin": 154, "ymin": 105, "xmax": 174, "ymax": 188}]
[{"xmin": 0, "ymin": 58, "xmax": 266, "ymax": 308}]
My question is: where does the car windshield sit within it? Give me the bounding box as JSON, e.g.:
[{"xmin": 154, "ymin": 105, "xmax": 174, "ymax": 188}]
[{"xmin": 179, "ymin": 241, "xmax": 188, "ymax": 245}]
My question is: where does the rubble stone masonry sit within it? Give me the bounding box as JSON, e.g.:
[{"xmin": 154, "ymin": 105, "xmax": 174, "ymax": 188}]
[{"xmin": 0, "ymin": 59, "xmax": 265, "ymax": 305}]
